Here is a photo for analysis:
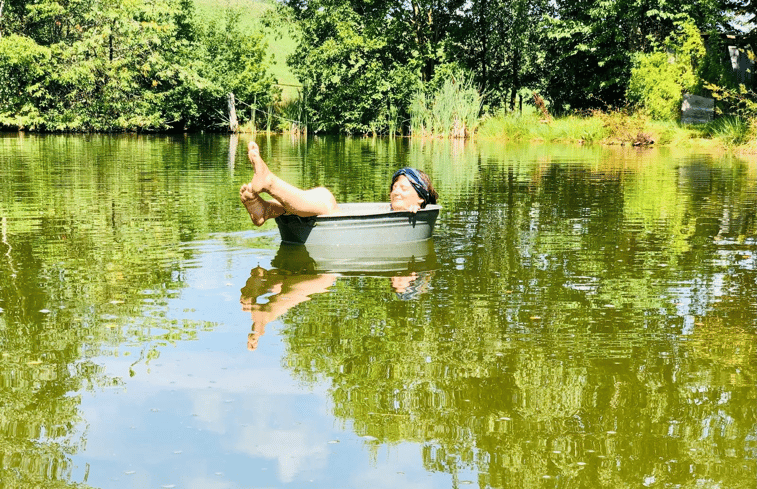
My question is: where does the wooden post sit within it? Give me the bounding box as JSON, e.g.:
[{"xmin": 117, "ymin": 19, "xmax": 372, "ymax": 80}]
[{"xmin": 228, "ymin": 93, "xmax": 238, "ymax": 133}]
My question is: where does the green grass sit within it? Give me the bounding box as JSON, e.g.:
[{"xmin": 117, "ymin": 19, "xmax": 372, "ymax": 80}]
[
  {"xmin": 193, "ymin": 0, "xmax": 301, "ymax": 100},
  {"xmin": 478, "ymin": 111, "xmax": 607, "ymax": 143},
  {"xmin": 477, "ymin": 109, "xmax": 757, "ymax": 150},
  {"xmin": 699, "ymin": 116, "xmax": 752, "ymax": 147},
  {"xmin": 409, "ymin": 74, "xmax": 483, "ymax": 138}
]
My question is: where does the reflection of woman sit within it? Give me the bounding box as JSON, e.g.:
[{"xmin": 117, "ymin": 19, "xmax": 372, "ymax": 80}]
[
  {"xmin": 240, "ymin": 266, "xmax": 337, "ymax": 351},
  {"xmin": 240, "ymin": 142, "xmax": 438, "ymax": 226},
  {"xmin": 391, "ymin": 271, "xmax": 433, "ymax": 300},
  {"xmin": 240, "ymin": 266, "xmax": 432, "ymax": 350}
]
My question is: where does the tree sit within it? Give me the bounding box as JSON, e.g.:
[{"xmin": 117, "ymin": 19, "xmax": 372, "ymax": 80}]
[
  {"xmin": 280, "ymin": 0, "xmax": 467, "ymax": 134},
  {"xmin": 542, "ymin": 0, "xmax": 725, "ymax": 112},
  {"xmin": 627, "ymin": 21, "xmax": 708, "ymax": 119},
  {"xmin": 450, "ymin": 0, "xmax": 553, "ymax": 111},
  {"xmin": 0, "ymin": 0, "xmax": 278, "ymax": 131}
]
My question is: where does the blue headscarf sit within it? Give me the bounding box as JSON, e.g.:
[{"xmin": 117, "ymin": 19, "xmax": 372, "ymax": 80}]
[{"xmin": 391, "ymin": 167, "xmax": 436, "ymax": 206}]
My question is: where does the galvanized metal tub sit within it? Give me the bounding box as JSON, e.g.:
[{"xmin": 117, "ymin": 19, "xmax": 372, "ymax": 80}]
[{"xmin": 274, "ymin": 203, "xmax": 441, "ymax": 246}]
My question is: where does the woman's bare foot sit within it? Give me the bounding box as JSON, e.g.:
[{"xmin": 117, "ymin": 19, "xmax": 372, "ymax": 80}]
[
  {"xmin": 240, "ymin": 183, "xmax": 273, "ymax": 226},
  {"xmin": 248, "ymin": 142, "xmax": 274, "ymax": 193}
]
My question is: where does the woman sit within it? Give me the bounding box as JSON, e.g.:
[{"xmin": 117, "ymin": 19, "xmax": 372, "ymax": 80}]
[{"xmin": 240, "ymin": 142, "xmax": 438, "ymax": 226}]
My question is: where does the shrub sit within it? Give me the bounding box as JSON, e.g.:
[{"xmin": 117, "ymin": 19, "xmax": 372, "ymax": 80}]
[{"xmin": 627, "ymin": 20, "xmax": 706, "ymax": 120}]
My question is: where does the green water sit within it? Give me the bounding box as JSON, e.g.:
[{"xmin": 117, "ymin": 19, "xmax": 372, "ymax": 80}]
[{"xmin": 0, "ymin": 133, "xmax": 755, "ymax": 489}]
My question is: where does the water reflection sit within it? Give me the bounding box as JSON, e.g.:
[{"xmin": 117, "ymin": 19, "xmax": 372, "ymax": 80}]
[
  {"xmin": 272, "ymin": 240, "xmax": 437, "ymax": 274},
  {"xmin": 240, "ymin": 266, "xmax": 338, "ymax": 350},
  {"xmin": 241, "ymin": 241, "xmax": 436, "ymax": 350},
  {"xmin": 1, "ymin": 134, "xmax": 756, "ymax": 489}
]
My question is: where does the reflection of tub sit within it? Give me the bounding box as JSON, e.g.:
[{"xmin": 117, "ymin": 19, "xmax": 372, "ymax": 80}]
[
  {"xmin": 275, "ymin": 203, "xmax": 441, "ymax": 246},
  {"xmin": 272, "ymin": 240, "xmax": 437, "ymax": 274}
]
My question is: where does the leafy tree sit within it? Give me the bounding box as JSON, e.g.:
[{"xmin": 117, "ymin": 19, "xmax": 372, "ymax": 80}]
[
  {"xmin": 280, "ymin": 0, "xmax": 468, "ymax": 134},
  {"xmin": 0, "ymin": 0, "xmax": 278, "ymax": 131},
  {"xmin": 282, "ymin": 2, "xmax": 401, "ymax": 133},
  {"xmin": 450, "ymin": 0, "xmax": 553, "ymax": 111},
  {"xmin": 0, "ymin": 33, "xmax": 51, "ymax": 128},
  {"xmin": 197, "ymin": 7, "xmax": 278, "ymax": 129},
  {"xmin": 543, "ymin": 0, "xmax": 725, "ymax": 113}
]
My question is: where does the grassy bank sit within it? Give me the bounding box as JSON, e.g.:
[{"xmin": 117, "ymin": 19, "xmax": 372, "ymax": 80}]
[{"xmin": 477, "ymin": 109, "xmax": 757, "ymax": 153}]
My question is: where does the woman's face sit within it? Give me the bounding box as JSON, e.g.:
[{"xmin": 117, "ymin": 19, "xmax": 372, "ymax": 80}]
[{"xmin": 390, "ymin": 175, "xmax": 424, "ymax": 211}]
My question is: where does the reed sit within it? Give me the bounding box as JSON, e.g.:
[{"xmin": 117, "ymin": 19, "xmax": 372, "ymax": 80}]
[
  {"xmin": 410, "ymin": 74, "xmax": 483, "ymax": 138},
  {"xmin": 271, "ymin": 91, "xmax": 308, "ymax": 134}
]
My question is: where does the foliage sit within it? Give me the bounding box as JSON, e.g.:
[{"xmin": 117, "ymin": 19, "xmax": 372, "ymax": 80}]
[
  {"xmin": 478, "ymin": 111, "xmax": 609, "ymax": 143},
  {"xmin": 450, "ymin": 0, "xmax": 552, "ymax": 111},
  {"xmin": 706, "ymin": 82, "xmax": 757, "ymax": 117},
  {"xmin": 0, "ymin": 0, "xmax": 278, "ymax": 132},
  {"xmin": 198, "ymin": 8, "xmax": 278, "ymax": 126},
  {"xmin": 627, "ymin": 21, "xmax": 708, "ymax": 120},
  {"xmin": 477, "ymin": 108, "xmax": 717, "ymax": 146},
  {"xmin": 281, "ymin": 1, "xmax": 422, "ymax": 134},
  {"xmin": 542, "ymin": 0, "xmax": 724, "ymax": 113},
  {"xmin": 698, "ymin": 114, "xmax": 754, "ymax": 146},
  {"xmin": 0, "ymin": 34, "xmax": 52, "ymax": 129},
  {"xmin": 627, "ymin": 51, "xmax": 689, "ymax": 121},
  {"xmin": 277, "ymin": 0, "xmax": 735, "ymax": 133},
  {"xmin": 0, "ymin": 0, "xmax": 748, "ymax": 132}
]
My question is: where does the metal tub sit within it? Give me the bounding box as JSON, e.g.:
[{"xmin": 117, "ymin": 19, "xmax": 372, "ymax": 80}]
[{"xmin": 274, "ymin": 203, "xmax": 441, "ymax": 246}]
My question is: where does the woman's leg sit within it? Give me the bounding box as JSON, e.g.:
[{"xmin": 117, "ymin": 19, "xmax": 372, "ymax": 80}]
[{"xmin": 247, "ymin": 141, "xmax": 339, "ymax": 217}]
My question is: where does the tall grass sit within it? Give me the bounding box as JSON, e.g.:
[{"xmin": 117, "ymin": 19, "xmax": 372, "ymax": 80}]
[
  {"xmin": 701, "ymin": 115, "xmax": 753, "ymax": 147},
  {"xmin": 478, "ymin": 112, "xmax": 607, "ymax": 143},
  {"xmin": 277, "ymin": 90, "xmax": 308, "ymax": 134},
  {"xmin": 237, "ymin": 92, "xmax": 308, "ymax": 134},
  {"xmin": 409, "ymin": 74, "xmax": 483, "ymax": 138}
]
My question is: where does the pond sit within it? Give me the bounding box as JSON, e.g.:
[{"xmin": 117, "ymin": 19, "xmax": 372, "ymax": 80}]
[{"xmin": 0, "ymin": 133, "xmax": 755, "ymax": 489}]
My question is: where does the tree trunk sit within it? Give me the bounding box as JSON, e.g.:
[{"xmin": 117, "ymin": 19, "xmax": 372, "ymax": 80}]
[
  {"xmin": 0, "ymin": 1, "xmax": 5, "ymax": 38},
  {"xmin": 479, "ymin": 0, "xmax": 488, "ymax": 88},
  {"xmin": 510, "ymin": 49, "xmax": 520, "ymax": 112}
]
